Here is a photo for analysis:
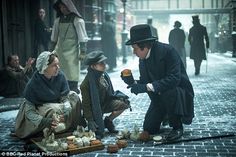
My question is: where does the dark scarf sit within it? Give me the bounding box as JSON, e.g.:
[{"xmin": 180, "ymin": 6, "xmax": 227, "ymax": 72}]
[
  {"xmin": 87, "ymin": 67, "xmax": 114, "ymax": 135},
  {"xmin": 23, "ymin": 70, "xmax": 70, "ymax": 106}
]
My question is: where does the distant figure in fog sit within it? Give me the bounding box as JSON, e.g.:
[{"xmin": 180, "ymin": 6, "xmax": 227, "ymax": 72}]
[
  {"xmin": 169, "ymin": 21, "xmax": 186, "ymax": 69},
  {"xmin": 34, "ymin": 8, "xmax": 51, "ymax": 58},
  {"xmin": 188, "ymin": 15, "xmax": 209, "ymax": 75},
  {"xmin": 100, "ymin": 14, "xmax": 118, "ymax": 72},
  {"xmin": 0, "ymin": 54, "xmax": 35, "ymax": 98},
  {"xmin": 147, "ymin": 16, "xmax": 158, "ymax": 40}
]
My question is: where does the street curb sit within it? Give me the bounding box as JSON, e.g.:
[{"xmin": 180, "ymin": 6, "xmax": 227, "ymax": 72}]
[{"xmin": 0, "ymin": 98, "xmax": 24, "ymax": 112}]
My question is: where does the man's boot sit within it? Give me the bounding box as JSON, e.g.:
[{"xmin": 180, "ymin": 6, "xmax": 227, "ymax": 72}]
[
  {"xmin": 166, "ymin": 116, "xmax": 183, "ymax": 141},
  {"xmin": 104, "ymin": 117, "xmax": 118, "ymax": 133}
]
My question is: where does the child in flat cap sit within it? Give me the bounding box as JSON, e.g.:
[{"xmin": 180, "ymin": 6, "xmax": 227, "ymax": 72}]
[{"xmin": 80, "ymin": 51, "xmax": 131, "ymax": 139}]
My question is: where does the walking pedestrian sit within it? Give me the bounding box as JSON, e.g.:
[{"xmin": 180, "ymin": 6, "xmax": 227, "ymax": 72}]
[
  {"xmin": 100, "ymin": 14, "xmax": 118, "ymax": 72},
  {"xmin": 122, "ymin": 24, "xmax": 194, "ymax": 141},
  {"xmin": 80, "ymin": 51, "xmax": 130, "ymax": 139},
  {"xmin": 188, "ymin": 15, "xmax": 209, "ymax": 75},
  {"xmin": 169, "ymin": 21, "xmax": 187, "ymax": 68},
  {"xmin": 50, "ymin": 0, "xmax": 88, "ymax": 93}
]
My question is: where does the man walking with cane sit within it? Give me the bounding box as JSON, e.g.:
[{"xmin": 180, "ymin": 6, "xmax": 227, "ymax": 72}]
[{"xmin": 188, "ymin": 15, "xmax": 209, "ymax": 75}]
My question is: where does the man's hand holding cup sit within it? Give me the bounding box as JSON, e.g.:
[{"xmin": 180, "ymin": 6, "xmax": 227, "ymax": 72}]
[{"xmin": 121, "ymin": 69, "xmax": 135, "ymax": 85}]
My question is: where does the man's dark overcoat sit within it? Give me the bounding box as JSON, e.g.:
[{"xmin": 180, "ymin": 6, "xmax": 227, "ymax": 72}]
[
  {"xmin": 188, "ymin": 24, "xmax": 209, "ymax": 60},
  {"xmin": 169, "ymin": 28, "xmax": 186, "ymax": 56},
  {"xmin": 139, "ymin": 41, "xmax": 194, "ymax": 124}
]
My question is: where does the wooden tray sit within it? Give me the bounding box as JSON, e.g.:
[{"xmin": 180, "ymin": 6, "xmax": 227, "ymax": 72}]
[{"xmin": 31, "ymin": 132, "xmax": 105, "ymax": 155}]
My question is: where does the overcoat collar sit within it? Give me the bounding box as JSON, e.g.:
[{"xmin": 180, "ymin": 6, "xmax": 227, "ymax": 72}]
[{"xmin": 147, "ymin": 41, "xmax": 166, "ymax": 62}]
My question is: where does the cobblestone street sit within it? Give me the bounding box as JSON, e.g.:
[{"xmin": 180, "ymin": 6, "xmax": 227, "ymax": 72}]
[{"xmin": 0, "ymin": 52, "xmax": 236, "ymax": 157}]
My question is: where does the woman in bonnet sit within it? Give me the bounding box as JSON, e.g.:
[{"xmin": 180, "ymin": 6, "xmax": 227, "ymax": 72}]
[{"xmin": 14, "ymin": 51, "xmax": 84, "ymax": 139}]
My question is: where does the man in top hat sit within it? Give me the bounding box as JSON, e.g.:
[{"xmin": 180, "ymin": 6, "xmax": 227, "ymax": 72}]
[
  {"xmin": 80, "ymin": 51, "xmax": 130, "ymax": 139},
  {"xmin": 169, "ymin": 21, "xmax": 187, "ymax": 68},
  {"xmin": 122, "ymin": 24, "xmax": 194, "ymax": 141},
  {"xmin": 188, "ymin": 15, "xmax": 209, "ymax": 75}
]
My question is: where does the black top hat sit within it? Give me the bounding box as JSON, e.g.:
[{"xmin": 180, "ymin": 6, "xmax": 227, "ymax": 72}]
[
  {"xmin": 126, "ymin": 24, "xmax": 157, "ymax": 45},
  {"xmin": 192, "ymin": 15, "xmax": 199, "ymax": 21},
  {"xmin": 85, "ymin": 51, "xmax": 107, "ymax": 65},
  {"xmin": 174, "ymin": 21, "xmax": 182, "ymax": 28}
]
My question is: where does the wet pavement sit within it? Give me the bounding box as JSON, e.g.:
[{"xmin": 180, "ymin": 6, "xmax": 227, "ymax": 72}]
[{"xmin": 0, "ymin": 52, "xmax": 236, "ymax": 157}]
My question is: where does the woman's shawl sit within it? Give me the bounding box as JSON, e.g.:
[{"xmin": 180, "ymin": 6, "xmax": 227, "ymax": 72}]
[{"xmin": 23, "ymin": 70, "xmax": 70, "ymax": 106}]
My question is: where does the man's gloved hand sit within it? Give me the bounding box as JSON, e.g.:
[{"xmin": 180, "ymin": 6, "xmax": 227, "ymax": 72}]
[
  {"xmin": 88, "ymin": 120, "xmax": 98, "ymax": 132},
  {"xmin": 128, "ymin": 83, "xmax": 147, "ymax": 95},
  {"xmin": 121, "ymin": 74, "xmax": 135, "ymax": 85}
]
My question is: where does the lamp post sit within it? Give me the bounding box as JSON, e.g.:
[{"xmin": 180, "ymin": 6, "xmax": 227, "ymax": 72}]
[
  {"xmin": 232, "ymin": 31, "xmax": 236, "ymax": 57},
  {"xmin": 232, "ymin": 6, "xmax": 236, "ymax": 57},
  {"xmin": 214, "ymin": 14, "xmax": 220, "ymax": 53},
  {"xmin": 121, "ymin": 0, "xmax": 127, "ymax": 64}
]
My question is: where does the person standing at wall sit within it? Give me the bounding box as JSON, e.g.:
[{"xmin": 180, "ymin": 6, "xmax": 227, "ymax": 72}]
[
  {"xmin": 50, "ymin": 0, "xmax": 88, "ymax": 93},
  {"xmin": 100, "ymin": 14, "xmax": 118, "ymax": 72},
  {"xmin": 169, "ymin": 21, "xmax": 187, "ymax": 69},
  {"xmin": 188, "ymin": 15, "xmax": 209, "ymax": 75},
  {"xmin": 33, "ymin": 8, "xmax": 51, "ymax": 58}
]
